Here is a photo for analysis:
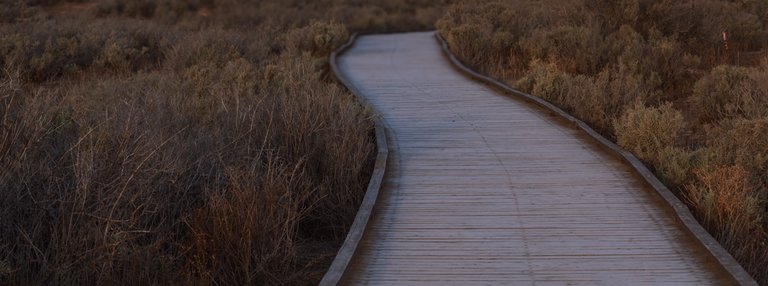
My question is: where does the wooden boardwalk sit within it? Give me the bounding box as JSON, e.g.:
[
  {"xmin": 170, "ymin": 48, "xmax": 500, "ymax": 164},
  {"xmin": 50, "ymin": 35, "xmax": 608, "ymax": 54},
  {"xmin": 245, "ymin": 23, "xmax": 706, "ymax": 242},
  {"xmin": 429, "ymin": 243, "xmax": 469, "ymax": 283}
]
[{"xmin": 335, "ymin": 32, "xmax": 737, "ymax": 285}]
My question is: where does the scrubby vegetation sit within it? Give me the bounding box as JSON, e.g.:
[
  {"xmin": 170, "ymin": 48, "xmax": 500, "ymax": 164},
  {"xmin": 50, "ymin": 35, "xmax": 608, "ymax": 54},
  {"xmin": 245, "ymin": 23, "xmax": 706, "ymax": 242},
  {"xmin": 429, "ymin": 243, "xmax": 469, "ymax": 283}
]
[
  {"xmin": 438, "ymin": 0, "xmax": 768, "ymax": 283},
  {"xmin": 0, "ymin": 0, "xmax": 446, "ymax": 285}
]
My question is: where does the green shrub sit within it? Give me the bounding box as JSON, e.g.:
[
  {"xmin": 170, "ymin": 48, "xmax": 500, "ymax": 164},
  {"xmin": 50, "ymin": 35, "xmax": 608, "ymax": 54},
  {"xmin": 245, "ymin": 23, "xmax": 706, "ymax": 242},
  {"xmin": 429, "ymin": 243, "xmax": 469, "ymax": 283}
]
[
  {"xmin": 614, "ymin": 102, "xmax": 685, "ymax": 165},
  {"xmin": 692, "ymin": 65, "xmax": 768, "ymax": 122}
]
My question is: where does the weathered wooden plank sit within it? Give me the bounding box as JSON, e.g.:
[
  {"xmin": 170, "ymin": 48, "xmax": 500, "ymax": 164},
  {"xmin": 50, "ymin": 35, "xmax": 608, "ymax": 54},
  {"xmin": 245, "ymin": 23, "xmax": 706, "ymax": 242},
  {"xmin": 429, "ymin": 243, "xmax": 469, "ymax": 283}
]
[{"xmin": 333, "ymin": 32, "xmax": 748, "ymax": 285}]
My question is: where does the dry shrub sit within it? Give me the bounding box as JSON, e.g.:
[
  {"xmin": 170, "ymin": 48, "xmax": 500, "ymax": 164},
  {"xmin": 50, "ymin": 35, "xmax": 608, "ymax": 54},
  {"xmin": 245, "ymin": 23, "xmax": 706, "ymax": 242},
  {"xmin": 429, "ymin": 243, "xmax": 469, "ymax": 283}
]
[
  {"xmin": 657, "ymin": 146, "xmax": 698, "ymax": 188},
  {"xmin": 515, "ymin": 60, "xmax": 571, "ymax": 105},
  {"xmin": 562, "ymin": 74, "xmax": 613, "ymax": 132},
  {"xmin": 593, "ymin": 62, "xmax": 656, "ymax": 119},
  {"xmin": 516, "ymin": 60, "xmax": 642, "ymax": 134},
  {"xmin": 613, "ymin": 102, "xmax": 684, "ymax": 166},
  {"xmin": 437, "ymin": 0, "xmax": 590, "ymax": 77},
  {"xmin": 705, "ymin": 118, "xmax": 768, "ymax": 189},
  {"xmin": 284, "ymin": 21, "xmax": 350, "ymax": 57},
  {"xmin": 584, "ymin": 0, "xmax": 641, "ymax": 29},
  {"xmin": 685, "ymin": 165, "xmax": 762, "ymax": 239},
  {"xmin": 213, "ymin": 0, "xmax": 448, "ymax": 34},
  {"xmin": 692, "ymin": 65, "xmax": 768, "ymax": 122},
  {"xmin": 0, "ymin": 18, "xmax": 166, "ymax": 81},
  {"xmin": 95, "ymin": 28, "xmax": 165, "ymax": 73},
  {"xmin": 440, "ymin": 22, "xmax": 492, "ymax": 68},
  {"xmin": 605, "ymin": 25, "xmax": 701, "ymax": 101},
  {"xmin": 649, "ymin": 0, "xmax": 766, "ymax": 53},
  {"xmin": 519, "ymin": 25, "xmax": 603, "ymax": 74},
  {"xmin": 0, "ymin": 49, "xmax": 374, "ymax": 285},
  {"xmin": 436, "ymin": 1, "xmax": 516, "ymax": 72},
  {"xmin": 684, "ymin": 165, "xmax": 767, "ymax": 282},
  {"xmin": 0, "ymin": 2, "xmax": 24, "ymax": 23},
  {"xmin": 93, "ymin": 0, "xmax": 210, "ymax": 22}
]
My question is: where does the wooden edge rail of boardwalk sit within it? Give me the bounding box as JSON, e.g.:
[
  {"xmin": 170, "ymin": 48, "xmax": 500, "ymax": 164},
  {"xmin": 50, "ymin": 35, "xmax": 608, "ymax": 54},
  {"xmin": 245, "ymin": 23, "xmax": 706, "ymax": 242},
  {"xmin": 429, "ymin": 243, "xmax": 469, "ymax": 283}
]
[
  {"xmin": 319, "ymin": 34, "xmax": 390, "ymax": 286},
  {"xmin": 322, "ymin": 32, "xmax": 757, "ymax": 285}
]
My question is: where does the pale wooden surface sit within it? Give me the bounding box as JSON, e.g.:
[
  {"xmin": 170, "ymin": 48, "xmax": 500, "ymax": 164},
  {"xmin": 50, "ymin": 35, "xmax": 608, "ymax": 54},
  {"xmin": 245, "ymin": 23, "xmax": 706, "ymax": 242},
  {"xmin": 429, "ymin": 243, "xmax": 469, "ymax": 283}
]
[{"xmin": 337, "ymin": 32, "xmax": 734, "ymax": 285}]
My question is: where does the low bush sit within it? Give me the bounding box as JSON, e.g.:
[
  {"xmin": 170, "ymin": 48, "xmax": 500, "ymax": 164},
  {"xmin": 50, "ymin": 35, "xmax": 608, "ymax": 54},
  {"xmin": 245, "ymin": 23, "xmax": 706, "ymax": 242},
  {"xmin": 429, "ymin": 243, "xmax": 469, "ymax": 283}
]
[
  {"xmin": 684, "ymin": 164, "xmax": 767, "ymax": 281},
  {"xmin": 284, "ymin": 20, "xmax": 349, "ymax": 57},
  {"xmin": 657, "ymin": 146, "xmax": 698, "ymax": 188},
  {"xmin": 692, "ymin": 65, "xmax": 768, "ymax": 122},
  {"xmin": 515, "ymin": 60, "xmax": 571, "ymax": 105},
  {"xmin": 649, "ymin": 0, "xmax": 766, "ymax": 54},
  {"xmin": 517, "ymin": 60, "xmax": 648, "ymax": 135},
  {"xmin": 705, "ymin": 118, "xmax": 768, "ymax": 189},
  {"xmin": 613, "ymin": 102, "xmax": 685, "ymax": 166},
  {"xmin": 0, "ymin": 19, "xmax": 166, "ymax": 81},
  {"xmin": 435, "ymin": 1, "xmax": 516, "ymax": 73},
  {"xmin": 93, "ymin": 0, "xmax": 208, "ymax": 22},
  {"xmin": 519, "ymin": 25, "xmax": 603, "ymax": 75}
]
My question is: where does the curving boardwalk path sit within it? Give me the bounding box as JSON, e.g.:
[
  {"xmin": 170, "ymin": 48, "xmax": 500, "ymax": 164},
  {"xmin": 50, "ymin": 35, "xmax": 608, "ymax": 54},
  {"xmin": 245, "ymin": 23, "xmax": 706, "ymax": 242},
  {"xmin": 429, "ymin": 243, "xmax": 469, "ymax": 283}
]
[{"xmin": 336, "ymin": 32, "xmax": 736, "ymax": 285}]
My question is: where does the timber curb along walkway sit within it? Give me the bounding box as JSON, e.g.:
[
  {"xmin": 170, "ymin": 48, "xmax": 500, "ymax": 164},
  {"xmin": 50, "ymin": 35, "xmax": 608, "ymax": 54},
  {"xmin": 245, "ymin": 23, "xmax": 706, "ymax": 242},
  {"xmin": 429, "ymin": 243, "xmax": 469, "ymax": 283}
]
[
  {"xmin": 323, "ymin": 31, "xmax": 756, "ymax": 285},
  {"xmin": 320, "ymin": 34, "xmax": 390, "ymax": 286}
]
